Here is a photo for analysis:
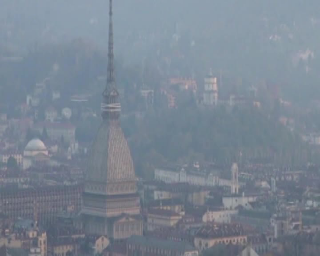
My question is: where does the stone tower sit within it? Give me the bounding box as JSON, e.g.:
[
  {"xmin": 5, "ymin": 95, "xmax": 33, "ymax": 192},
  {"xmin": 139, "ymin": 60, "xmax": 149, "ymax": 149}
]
[{"xmin": 81, "ymin": 0, "xmax": 143, "ymax": 239}]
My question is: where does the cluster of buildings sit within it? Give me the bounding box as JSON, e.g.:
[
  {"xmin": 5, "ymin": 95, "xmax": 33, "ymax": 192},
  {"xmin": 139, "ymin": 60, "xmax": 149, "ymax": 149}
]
[
  {"xmin": 155, "ymin": 69, "xmax": 260, "ymax": 110},
  {"xmin": 2, "ymin": 1, "xmax": 320, "ymax": 256}
]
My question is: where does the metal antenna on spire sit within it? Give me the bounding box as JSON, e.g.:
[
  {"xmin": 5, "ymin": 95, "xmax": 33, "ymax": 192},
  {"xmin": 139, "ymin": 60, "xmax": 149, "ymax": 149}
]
[
  {"xmin": 101, "ymin": 0, "xmax": 121, "ymax": 120},
  {"xmin": 107, "ymin": 0, "xmax": 115, "ymax": 86}
]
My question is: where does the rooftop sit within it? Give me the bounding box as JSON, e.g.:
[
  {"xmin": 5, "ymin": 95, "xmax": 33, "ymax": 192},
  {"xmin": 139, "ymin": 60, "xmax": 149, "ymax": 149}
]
[
  {"xmin": 127, "ymin": 235, "xmax": 196, "ymax": 252},
  {"xmin": 195, "ymin": 224, "xmax": 244, "ymax": 239},
  {"xmin": 148, "ymin": 209, "xmax": 181, "ymax": 218},
  {"xmin": 25, "ymin": 138, "xmax": 47, "ymax": 152},
  {"xmin": 148, "ymin": 198, "xmax": 183, "ymax": 208}
]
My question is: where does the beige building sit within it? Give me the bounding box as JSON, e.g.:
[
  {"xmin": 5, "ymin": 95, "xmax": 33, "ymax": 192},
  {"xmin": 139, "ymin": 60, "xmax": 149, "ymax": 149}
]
[
  {"xmin": 112, "ymin": 215, "xmax": 144, "ymax": 240},
  {"xmin": 147, "ymin": 209, "xmax": 182, "ymax": 231},
  {"xmin": 94, "ymin": 236, "xmax": 110, "ymax": 255},
  {"xmin": 52, "ymin": 240, "xmax": 78, "ymax": 256},
  {"xmin": 0, "ymin": 228, "xmax": 47, "ymax": 256},
  {"xmin": 222, "ymin": 194, "xmax": 257, "ymax": 210},
  {"xmin": 38, "ymin": 232, "xmax": 47, "ymax": 256}
]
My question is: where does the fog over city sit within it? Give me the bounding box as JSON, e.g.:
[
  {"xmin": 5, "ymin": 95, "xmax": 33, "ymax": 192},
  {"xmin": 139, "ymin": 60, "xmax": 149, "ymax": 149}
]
[{"xmin": 1, "ymin": 1, "xmax": 320, "ymax": 256}]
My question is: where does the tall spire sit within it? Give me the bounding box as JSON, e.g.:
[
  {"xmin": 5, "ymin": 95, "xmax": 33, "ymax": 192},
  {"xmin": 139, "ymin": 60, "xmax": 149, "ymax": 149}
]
[
  {"xmin": 101, "ymin": 0, "xmax": 121, "ymax": 120},
  {"xmin": 107, "ymin": 0, "xmax": 115, "ymax": 85}
]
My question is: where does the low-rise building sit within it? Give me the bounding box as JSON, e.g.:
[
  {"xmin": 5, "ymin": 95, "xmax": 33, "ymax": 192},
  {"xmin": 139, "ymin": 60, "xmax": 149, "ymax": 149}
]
[
  {"xmin": 148, "ymin": 198, "xmax": 184, "ymax": 214},
  {"xmin": 127, "ymin": 235, "xmax": 198, "ymax": 256},
  {"xmin": 154, "ymin": 182, "xmax": 212, "ymax": 207},
  {"xmin": 194, "ymin": 224, "xmax": 247, "ymax": 251}
]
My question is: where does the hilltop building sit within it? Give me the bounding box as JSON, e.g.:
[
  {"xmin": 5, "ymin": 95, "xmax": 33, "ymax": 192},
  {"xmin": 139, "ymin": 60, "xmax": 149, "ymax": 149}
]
[{"xmin": 81, "ymin": 0, "xmax": 142, "ymax": 239}]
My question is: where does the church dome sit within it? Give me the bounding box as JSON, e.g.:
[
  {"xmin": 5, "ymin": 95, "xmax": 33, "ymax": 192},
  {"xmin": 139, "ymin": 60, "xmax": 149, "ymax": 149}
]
[{"xmin": 25, "ymin": 138, "xmax": 47, "ymax": 152}]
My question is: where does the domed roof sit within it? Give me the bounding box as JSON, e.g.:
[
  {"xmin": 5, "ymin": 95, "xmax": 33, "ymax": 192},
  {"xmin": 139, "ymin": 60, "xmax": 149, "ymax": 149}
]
[
  {"xmin": 25, "ymin": 138, "xmax": 47, "ymax": 152},
  {"xmin": 87, "ymin": 120, "xmax": 136, "ymax": 188}
]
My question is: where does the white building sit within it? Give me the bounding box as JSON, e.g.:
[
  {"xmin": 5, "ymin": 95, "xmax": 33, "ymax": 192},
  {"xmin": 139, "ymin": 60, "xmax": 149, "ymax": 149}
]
[
  {"xmin": 52, "ymin": 90, "xmax": 61, "ymax": 101},
  {"xmin": 23, "ymin": 138, "xmax": 49, "ymax": 170},
  {"xmin": 26, "ymin": 94, "xmax": 40, "ymax": 107},
  {"xmin": 222, "ymin": 194, "xmax": 257, "ymax": 210},
  {"xmin": 155, "ymin": 169, "xmax": 180, "ymax": 183},
  {"xmin": 202, "ymin": 208, "xmax": 238, "ymax": 223},
  {"xmin": 155, "ymin": 165, "xmax": 243, "ymax": 192},
  {"xmin": 45, "ymin": 107, "xmax": 58, "ymax": 122},
  {"xmin": 155, "ymin": 168, "xmax": 219, "ymax": 187},
  {"xmin": 29, "ymin": 247, "xmax": 41, "ymax": 256}
]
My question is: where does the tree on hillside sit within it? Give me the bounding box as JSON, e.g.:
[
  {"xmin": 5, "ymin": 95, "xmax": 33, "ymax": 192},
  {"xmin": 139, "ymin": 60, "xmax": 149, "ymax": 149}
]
[{"xmin": 127, "ymin": 104, "xmax": 312, "ymax": 178}]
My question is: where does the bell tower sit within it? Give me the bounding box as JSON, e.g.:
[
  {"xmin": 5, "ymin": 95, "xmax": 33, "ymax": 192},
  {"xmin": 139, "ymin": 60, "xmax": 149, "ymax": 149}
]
[
  {"xmin": 231, "ymin": 163, "xmax": 239, "ymax": 195},
  {"xmin": 203, "ymin": 69, "xmax": 218, "ymax": 106}
]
